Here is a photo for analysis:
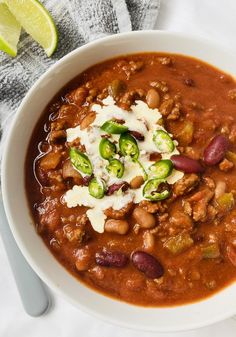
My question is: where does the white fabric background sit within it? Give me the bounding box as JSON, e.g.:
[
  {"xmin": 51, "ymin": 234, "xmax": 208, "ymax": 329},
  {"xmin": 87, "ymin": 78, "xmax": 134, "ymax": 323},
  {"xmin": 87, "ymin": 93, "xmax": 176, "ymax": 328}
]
[{"xmin": 1, "ymin": 0, "xmax": 236, "ymax": 336}]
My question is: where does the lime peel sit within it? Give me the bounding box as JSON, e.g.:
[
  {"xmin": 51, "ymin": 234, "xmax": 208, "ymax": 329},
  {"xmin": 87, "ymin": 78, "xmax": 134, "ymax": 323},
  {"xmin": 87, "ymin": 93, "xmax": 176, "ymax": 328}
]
[
  {"xmin": 4, "ymin": 0, "xmax": 58, "ymax": 57},
  {"xmin": 0, "ymin": 3, "xmax": 21, "ymax": 57}
]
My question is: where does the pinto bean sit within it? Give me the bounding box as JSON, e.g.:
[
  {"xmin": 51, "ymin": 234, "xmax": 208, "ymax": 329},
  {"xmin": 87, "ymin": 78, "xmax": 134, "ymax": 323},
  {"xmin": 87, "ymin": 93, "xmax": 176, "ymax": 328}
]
[
  {"xmin": 40, "ymin": 152, "xmax": 61, "ymax": 170},
  {"xmin": 130, "ymin": 176, "xmax": 144, "ymax": 189},
  {"xmin": 133, "ymin": 207, "xmax": 156, "ymax": 229},
  {"xmin": 203, "ymin": 135, "xmax": 229, "ymax": 165},
  {"xmin": 143, "ymin": 231, "xmax": 155, "ymax": 252},
  {"xmin": 75, "ymin": 248, "xmax": 91, "ymax": 271},
  {"xmin": 105, "ymin": 219, "xmax": 129, "ymax": 235},
  {"xmin": 171, "ymin": 154, "xmax": 204, "ymax": 173},
  {"xmin": 80, "ymin": 112, "xmax": 96, "ymax": 130},
  {"xmin": 95, "ymin": 249, "xmax": 128, "ymax": 267},
  {"xmin": 131, "ymin": 251, "xmax": 164, "ymax": 279},
  {"xmin": 146, "ymin": 88, "xmax": 160, "ymax": 109}
]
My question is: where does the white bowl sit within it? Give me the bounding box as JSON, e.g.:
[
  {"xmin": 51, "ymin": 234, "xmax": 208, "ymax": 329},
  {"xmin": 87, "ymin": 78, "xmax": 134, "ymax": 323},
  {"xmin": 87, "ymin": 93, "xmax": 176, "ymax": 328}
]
[{"xmin": 2, "ymin": 31, "xmax": 236, "ymax": 332}]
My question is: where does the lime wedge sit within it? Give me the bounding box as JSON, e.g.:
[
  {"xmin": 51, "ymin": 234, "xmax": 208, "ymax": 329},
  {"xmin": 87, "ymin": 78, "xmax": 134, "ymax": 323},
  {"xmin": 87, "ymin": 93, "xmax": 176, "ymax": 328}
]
[
  {"xmin": 4, "ymin": 0, "xmax": 58, "ymax": 56},
  {"xmin": 0, "ymin": 3, "xmax": 21, "ymax": 57}
]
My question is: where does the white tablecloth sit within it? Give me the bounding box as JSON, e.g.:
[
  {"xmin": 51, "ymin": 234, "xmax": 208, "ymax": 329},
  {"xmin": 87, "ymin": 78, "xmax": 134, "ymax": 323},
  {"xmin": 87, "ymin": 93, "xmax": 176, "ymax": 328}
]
[{"xmin": 1, "ymin": 0, "xmax": 236, "ymax": 336}]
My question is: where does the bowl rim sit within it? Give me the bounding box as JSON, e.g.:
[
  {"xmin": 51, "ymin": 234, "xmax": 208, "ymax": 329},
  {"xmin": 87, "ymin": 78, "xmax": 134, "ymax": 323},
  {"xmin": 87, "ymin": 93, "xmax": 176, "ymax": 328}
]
[{"xmin": 2, "ymin": 30, "xmax": 236, "ymax": 332}]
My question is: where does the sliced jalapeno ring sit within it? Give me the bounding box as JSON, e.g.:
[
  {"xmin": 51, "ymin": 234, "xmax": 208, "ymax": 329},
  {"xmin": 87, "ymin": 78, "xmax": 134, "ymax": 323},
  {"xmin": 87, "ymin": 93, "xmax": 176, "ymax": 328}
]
[
  {"xmin": 119, "ymin": 133, "xmax": 139, "ymax": 161},
  {"xmin": 149, "ymin": 159, "xmax": 173, "ymax": 179},
  {"xmin": 101, "ymin": 120, "xmax": 128, "ymax": 134},
  {"xmin": 70, "ymin": 148, "xmax": 93, "ymax": 175},
  {"xmin": 88, "ymin": 177, "xmax": 106, "ymax": 199},
  {"xmin": 143, "ymin": 178, "xmax": 170, "ymax": 201},
  {"xmin": 153, "ymin": 130, "xmax": 175, "ymax": 153},
  {"xmin": 99, "ymin": 138, "xmax": 116, "ymax": 159},
  {"xmin": 106, "ymin": 159, "xmax": 124, "ymax": 178}
]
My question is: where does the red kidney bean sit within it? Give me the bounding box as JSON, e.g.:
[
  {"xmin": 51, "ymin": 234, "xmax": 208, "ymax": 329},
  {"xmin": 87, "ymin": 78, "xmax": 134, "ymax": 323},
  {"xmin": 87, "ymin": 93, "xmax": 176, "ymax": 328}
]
[
  {"xmin": 82, "ymin": 175, "xmax": 93, "ymax": 186},
  {"xmin": 95, "ymin": 249, "xmax": 128, "ymax": 268},
  {"xmin": 129, "ymin": 131, "xmax": 145, "ymax": 141},
  {"xmin": 107, "ymin": 182, "xmax": 129, "ymax": 195},
  {"xmin": 203, "ymin": 135, "xmax": 229, "ymax": 165},
  {"xmin": 131, "ymin": 251, "xmax": 164, "ymax": 279},
  {"xmin": 171, "ymin": 154, "xmax": 204, "ymax": 173}
]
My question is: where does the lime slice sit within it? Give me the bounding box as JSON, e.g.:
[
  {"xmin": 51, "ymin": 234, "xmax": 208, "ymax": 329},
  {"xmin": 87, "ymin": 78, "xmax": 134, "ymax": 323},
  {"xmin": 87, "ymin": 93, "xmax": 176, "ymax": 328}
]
[
  {"xmin": 0, "ymin": 3, "xmax": 21, "ymax": 57},
  {"xmin": 4, "ymin": 0, "xmax": 58, "ymax": 56}
]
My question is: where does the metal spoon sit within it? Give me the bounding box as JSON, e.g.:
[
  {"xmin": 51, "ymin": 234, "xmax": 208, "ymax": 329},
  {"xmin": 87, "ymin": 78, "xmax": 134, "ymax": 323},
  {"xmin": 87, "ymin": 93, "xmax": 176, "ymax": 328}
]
[{"xmin": 0, "ymin": 200, "xmax": 50, "ymax": 316}]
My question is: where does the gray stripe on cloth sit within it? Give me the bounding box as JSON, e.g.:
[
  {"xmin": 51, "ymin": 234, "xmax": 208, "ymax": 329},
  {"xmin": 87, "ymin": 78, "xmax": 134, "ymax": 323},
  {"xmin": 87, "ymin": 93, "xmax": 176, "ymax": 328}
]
[{"xmin": 126, "ymin": 0, "xmax": 160, "ymax": 30}]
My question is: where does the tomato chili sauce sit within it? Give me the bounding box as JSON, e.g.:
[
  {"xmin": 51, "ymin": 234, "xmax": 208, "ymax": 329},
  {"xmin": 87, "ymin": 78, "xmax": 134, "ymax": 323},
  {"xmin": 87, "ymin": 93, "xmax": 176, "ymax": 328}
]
[{"xmin": 25, "ymin": 53, "xmax": 236, "ymax": 306}]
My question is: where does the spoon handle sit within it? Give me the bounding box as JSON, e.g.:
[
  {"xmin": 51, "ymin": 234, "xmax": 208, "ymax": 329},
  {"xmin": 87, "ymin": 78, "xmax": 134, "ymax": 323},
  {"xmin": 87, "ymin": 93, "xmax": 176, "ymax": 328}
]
[{"xmin": 0, "ymin": 201, "xmax": 50, "ymax": 316}]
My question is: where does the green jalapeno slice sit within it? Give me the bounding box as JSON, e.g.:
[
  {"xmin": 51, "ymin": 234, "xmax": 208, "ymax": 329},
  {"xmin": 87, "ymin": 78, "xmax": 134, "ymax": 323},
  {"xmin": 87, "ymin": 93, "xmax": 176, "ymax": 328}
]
[
  {"xmin": 143, "ymin": 178, "xmax": 170, "ymax": 201},
  {"xmin": 106, "ymin": 159, "xmax": 124, "ymax": 178},
  {"xmin": 153, "ymin": 130, "xmax": 175, "ymax": 153},
  {"xmin": 70, "ymin": 148, "xmax": 93, "ymax": 175},
  {"xmin": 149, "ymin": 159, "xmax": 173, "ymax": 179},
  {"xmin": 119, "ymin": 133, "xmax": 139, "ymax": 161},
  {"xmin": 99, "ymin": 138, "xmax": 116, "ymax": 159},
  {"xmin": 88, "ymin": 177, "xmax": 106, "ymax": 199},
  {"xmin": 101, "ymin": 120, "xmax": 128, "ymax": 134}
]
